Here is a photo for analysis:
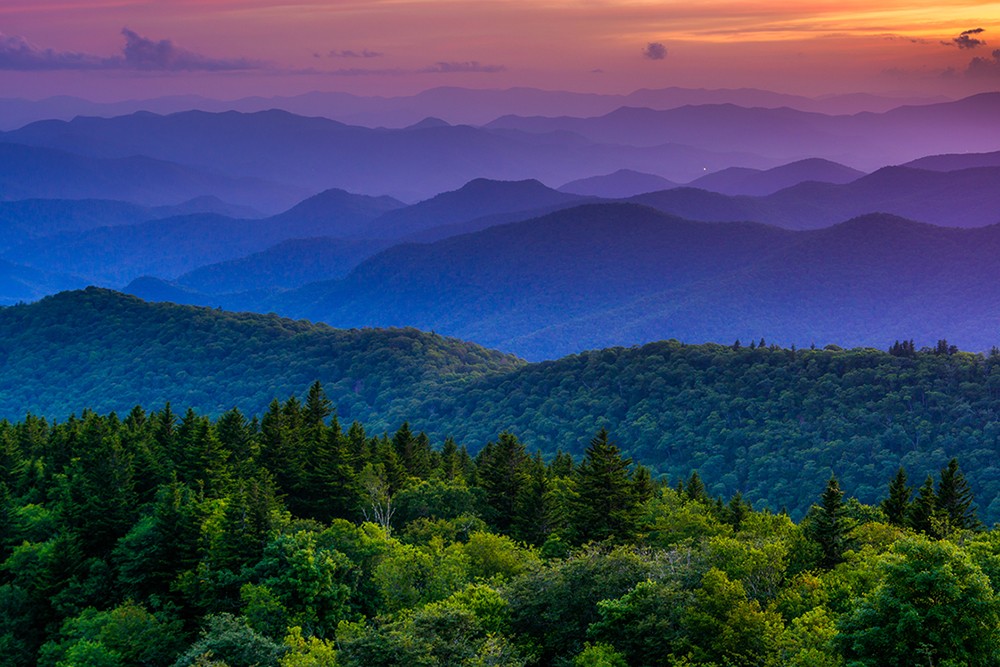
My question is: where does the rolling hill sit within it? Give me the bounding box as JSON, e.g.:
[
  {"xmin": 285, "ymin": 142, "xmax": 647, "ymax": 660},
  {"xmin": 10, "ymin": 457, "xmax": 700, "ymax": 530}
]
[
  {"xmin": 7, "ymin": 288, "xmax": 1000, "ymax": 521},
  {"xmin": 3, "ymin": 189, "xmax": 405, "ymax": 284},
  {"xmin": 559, "ymin": 169, "xmax": 678, "ymax": 198},
  {"xmin": 0, "ymin": 142, "xmax": 303, "ymax": 211},
  {"xmin": 631, "ymin": 165, "xmax": 1000, "ymax": 229},
  {"xmin": 687, "ymin": 158, "xmax": 865, "ymax": 196},
  {"xmin": 232, "ymin": 204, "xmax": 1000, "ymax": 359}
]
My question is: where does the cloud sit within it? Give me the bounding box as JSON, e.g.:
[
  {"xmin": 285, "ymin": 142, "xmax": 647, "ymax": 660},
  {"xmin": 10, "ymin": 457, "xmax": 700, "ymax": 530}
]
[
  {"xmin": 329, "ymin": 49, "xmax": 383, "ymax": 59},
  {"xmin": 951, "ymin": 27, "xmax": 986, "ymax": 50},
  {"xmin": 0, "ymin": 29, "xmax": 262, "ymax": 71},
  {"xmin": 420, "ymin": 61, "xmax": 505, "ymax": 73},
  {"xmin": 0, "ymin": 33, "xmax": 108, "ymax": 70},
  {"xmin": 967, "ymin": 49, "xmax": 1000, "ymax": 77},
  {"xmin": 643, "ymin": 42, "xmax": 667, "ymax": 60},
  {"xmin": 120, "ymin": 29, "xmax": 262, "ymax": 71}
]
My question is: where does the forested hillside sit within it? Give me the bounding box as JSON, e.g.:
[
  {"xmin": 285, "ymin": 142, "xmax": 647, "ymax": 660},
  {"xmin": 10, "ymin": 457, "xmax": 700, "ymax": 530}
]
[
  {"xmin": 1, "ymin": 388, "xmax": 997, "ymax": 666},
  {"xmin": 5, "ymin": 289, "xmax": 1000, "ymax": 522}
]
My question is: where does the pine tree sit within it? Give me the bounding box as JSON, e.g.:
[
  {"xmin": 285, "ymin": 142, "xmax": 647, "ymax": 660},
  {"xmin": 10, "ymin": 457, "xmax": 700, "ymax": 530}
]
[
  {"xmin": 685, "ymin": 471, "xmax": 708, "ymax": 503},
  {"xmin": 571, "ymin": 428, "xmax": 641, "ymax": 543},
  {"xmin": 907, "ymin": 474, "xmax": 941, "ymax": 537},
  {"xmin": 880, "ymin": 466, "xmax": 911, "ymax": 527},
  {"xmin": 302, "ymin": 416, "xmax": 359, "ymax": 522},
  {"xmin": 476, "ymin": 432, "xmax": 529, "ymax": 532},
  {"xmin": 304, "ymin": 381, "xmax": 332, "ymax": 426},
  {"xmin": 937, "ymin": 458, "xmax": 980, "ymax": 532},
  {"xmin": 811, "ymin": 474, "xmax": 851, "ymax": 568},
  {"xmin": 724, "ymin": 491, "xmax": 751, "ymax": 531},
  {"xmin": 512, "ymin": 451, "xmax": 552, "ymax": 545}
]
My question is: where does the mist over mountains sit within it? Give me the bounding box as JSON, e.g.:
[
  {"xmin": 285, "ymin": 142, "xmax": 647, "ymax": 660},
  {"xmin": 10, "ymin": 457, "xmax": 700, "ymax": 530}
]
[{"xmin": 0, "ymin": 86, "xmax": 998, "ymax": 359}]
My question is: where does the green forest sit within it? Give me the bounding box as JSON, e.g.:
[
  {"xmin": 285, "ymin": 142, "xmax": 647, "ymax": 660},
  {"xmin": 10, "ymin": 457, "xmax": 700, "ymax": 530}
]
[
  {"xmin": 7, "ymin": 290, "xmax": 1000, "ymax": 522},
  {"xmin": 1, "ymin": 383, "xmax": 999, "ymax": 666}
]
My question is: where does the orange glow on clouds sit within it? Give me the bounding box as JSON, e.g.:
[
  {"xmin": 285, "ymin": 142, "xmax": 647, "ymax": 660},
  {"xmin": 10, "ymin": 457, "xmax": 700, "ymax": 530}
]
[{"xmin": 0, "ymin": 0, "xmax": 998, "ymax": 98}]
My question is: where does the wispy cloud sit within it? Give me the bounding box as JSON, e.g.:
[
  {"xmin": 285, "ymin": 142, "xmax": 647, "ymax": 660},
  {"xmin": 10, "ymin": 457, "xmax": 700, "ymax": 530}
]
[
  {"xmin": 328, "ymin": 49, "xmax": 383, "ymax": 59},
  {"xmin": 642, "ymin": 42, "xmax": 667, "ymax": 60},
  {"xmin": 0, "ymin": 28, "xmax": 263, "ymax": 71},
  {"xmin": 0, "ymin": 32, "xmax": 107, "ymax": 70},
  {"xmin": 419, "ymin": 61, "xmax": 505, "ymax": 73}
]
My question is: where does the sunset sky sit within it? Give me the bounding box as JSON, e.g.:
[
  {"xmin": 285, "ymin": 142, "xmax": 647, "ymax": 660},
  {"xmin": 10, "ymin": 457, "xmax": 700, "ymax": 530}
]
[{"xmin": 1, "ymin": 0, "xmax": 999, "ymax": 100}]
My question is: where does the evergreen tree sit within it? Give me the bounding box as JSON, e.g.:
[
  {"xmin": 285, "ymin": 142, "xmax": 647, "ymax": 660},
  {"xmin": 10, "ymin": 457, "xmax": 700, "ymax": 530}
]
[
  {"xmin": 685, "ymin": 471, "xmax": 708, "ymax": 503},
  {"xmin": 810, "ymin": 474, "xmax": 851, "ymax": 568},
  {"xmin": 936, "ymin": 458, "xmax": 980, "ymax": 532},
  {"xmin": 880, "ymin": 466, "xmax": 911, "ymax": 527},
  {"xmin": 304, "ymin": 381, "xmax": 332, "ymax": 426},
  {"xmin": 571, "ymin": 429, "xmax": 641, "ymax": 543},
  {"xmin": 476, "ymin": 432, "xmax": 529, "ymax": 532},
  {"xmin": 301, "ymin": 416, "xmax": 359, "ymax": 522},
  {"xmin": 512, "ymin": 451, "xmax": 552, "ymax": 545},
  {"xmin": 724, "ymin": 491, "xmax": 751, "ymax": 532},
  {"xmin": 908, "ymin": 475, "xmax": 942, "ymax": 538}
]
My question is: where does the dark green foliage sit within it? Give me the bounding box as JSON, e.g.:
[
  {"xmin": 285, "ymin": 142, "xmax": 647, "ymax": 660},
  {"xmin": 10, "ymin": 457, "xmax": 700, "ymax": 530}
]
[
  {"xmin": 907, "ymin": 475, "xmax": 941, "ymax": 538},
  {"xmin": 476, "ymin": 432, "xmax": 529, "ymax": 533},
  {"xmin": 809, "ymin": 475, "xmax": 851, "ymax": 568},
  {"xmin": 12, "ymin": 291, "xmax": 1000, "ymax": 526},
  {"xmin": 571, "ymin": 429, "xmax": 642, "ymax": 543},
  {"xmin": 937, "ymin": 457, "xmax": 980, "ymax": 532},
  {"xmin": 880, "ymin": 467, "xmax": 910, "ymax": 527},
  {"xmin": 172, "ymin": 613, "xmax": 285, "ymax": 667}
]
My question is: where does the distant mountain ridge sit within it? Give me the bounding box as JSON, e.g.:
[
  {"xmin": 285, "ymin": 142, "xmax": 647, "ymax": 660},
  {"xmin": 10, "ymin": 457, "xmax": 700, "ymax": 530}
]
[
  {"xmin": 0, "ymin": 86, "xmax": 951, "ymax": 130},
  {"xmin": 173, "ymin": 204, "xmax": 1000, "ymax": 360},
  {"xmin": 0, "ymin": 142, "xmax": 303, "ymax": 211},
  {"xmin": 486, "ymin": 94, "xmax": 1000, "ymax": 170},
  {"xmin": 1, "ymin": 108, "xmax": 773, "ymax": 199}
]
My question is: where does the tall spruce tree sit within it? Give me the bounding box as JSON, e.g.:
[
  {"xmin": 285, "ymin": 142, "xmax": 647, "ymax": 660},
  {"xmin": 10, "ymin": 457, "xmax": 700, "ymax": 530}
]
[
  {"xmin": 811, "ymin": 474, "xmax": 851, "ymax": 568},
  {"xmin": 571, "ymin": 428, "xmax": 641, "ymax": 543},
  {"xmin": 936, "ymin": 458, "xmax": 980, "ymax": 532},
  {"xmin": 476, "ymin": 432, "xmax": 529, "ymax": 532},
  {"xmin": 907, "ymin": 475, "xmax": 941, "ymax": 538},
  {"xmin": 881, "ymin": 467, "xmax": 911, "ymax": 527}
]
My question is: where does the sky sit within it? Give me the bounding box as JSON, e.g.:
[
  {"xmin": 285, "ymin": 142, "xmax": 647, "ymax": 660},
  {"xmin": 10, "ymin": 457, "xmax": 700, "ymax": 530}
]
[{"xmin": 1, "ymin": 0, "xmax": 999, "ymax": 100}]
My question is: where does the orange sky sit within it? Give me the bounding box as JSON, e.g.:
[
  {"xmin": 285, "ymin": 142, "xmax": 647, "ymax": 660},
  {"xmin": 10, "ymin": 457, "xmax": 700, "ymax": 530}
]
[{"xmin": 1, "ymin": 0, "xmax": 998, "ymax": 99}]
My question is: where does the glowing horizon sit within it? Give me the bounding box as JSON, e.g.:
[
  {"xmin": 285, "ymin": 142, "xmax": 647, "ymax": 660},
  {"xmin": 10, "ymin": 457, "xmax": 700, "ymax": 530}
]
[{"xmin": 1, "ymin": 0, "xmax": 998, "ymax": 101}]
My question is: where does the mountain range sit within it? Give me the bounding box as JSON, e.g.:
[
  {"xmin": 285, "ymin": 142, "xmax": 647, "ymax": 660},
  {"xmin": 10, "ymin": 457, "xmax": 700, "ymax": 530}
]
[
  {"xmin": 0, "ymin": 86, "xmax": 950, "ymax": 130},
  {"xmin": 160, "ymin": 203, "xmax": 1000, "ymax": 360}
]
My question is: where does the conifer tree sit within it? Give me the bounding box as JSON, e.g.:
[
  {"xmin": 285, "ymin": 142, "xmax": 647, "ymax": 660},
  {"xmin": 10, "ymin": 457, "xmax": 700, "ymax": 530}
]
[
  {"xmin": 725, "ymin": 491, "xmax": 751, "ymax": 531},
  {"xmin": 811, "ymin": 474, "xmax": 851, "ymax": 568},
  {"xmin": 512, "ymin": 451, "xmax": 552, "ymax": 545},
  {"xmin": 937, "ymin": 458, "xmax": 980, "ymax": 532},
  {"xmin": 880, "ymin": 466, "xmax": 911, "ymax": 527},
  {"xmin": 907, "ymin": 475, "xmax": 941, "ymax": 538},
  {"xmin": 685, "ymin": 471, "xmax": 708, "ymax": 503},
  {"xmin": 571, "ymin": 428, "xmax": 641, "ymax": 543},
  {"xmin": 477, "ymin": 432, "xmax": 529, "ymax": 532}
]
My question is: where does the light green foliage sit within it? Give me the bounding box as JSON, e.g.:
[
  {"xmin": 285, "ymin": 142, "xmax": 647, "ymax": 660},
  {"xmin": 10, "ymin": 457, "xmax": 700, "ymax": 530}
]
[
  {"xmin": 572, "ymin": 642, "xmax": 628, "ymax": 667},
  {"xmin": 681, "ymin": 568, "xmax": 785, "ymax": 667},
  {"xmin": 279, "ymin": 627, "xmax": 337, "ymax": 667},
  {"xmin": 460, "ymin": 532, "xmax": 539, "ymax": 582},
  {"xmin": 837, "ymin": 536, "xmax": 1000, "ymax": 667},
  {"xmin": 372, "ymin": 538, "xmax": 470, "ymax": 614},
  {"xmin": 780, "ymin": 608, "xmax": 842, "ymax": 667},
  {"xmin": 251, "ymin": 531, "xmax": 355, "ymax": 638}
]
